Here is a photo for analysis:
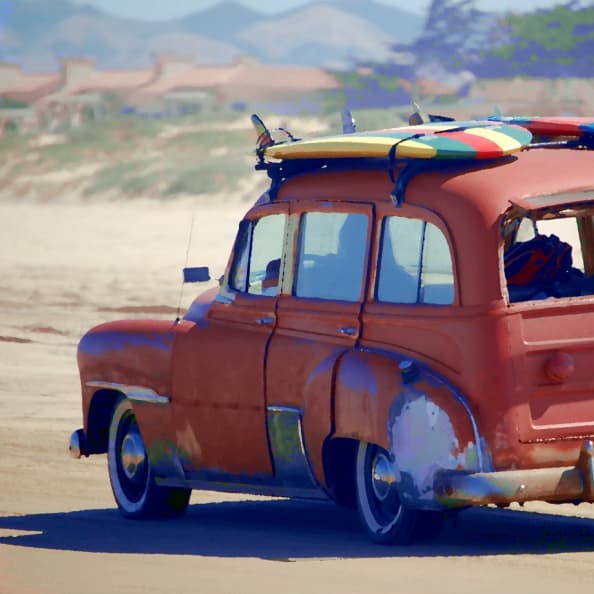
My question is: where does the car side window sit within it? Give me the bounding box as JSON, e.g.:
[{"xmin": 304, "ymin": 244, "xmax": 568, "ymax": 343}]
[
  {"xmin": 294, "ymin": 212, "xmax": 368, "ymax": 302},
  {"xmin": 229, "ymin": 214, "xmax": 286, "ymax": 296},
  {"xmin": 230, "ymin": 220, "xmax": 251, "ymax": 292},
  {"xmin": 377, "ymin": 217, "xmax": 454, "ymax": 305},
  {"xmin": 421, "ymin": 222, "xmax": 455, "ymax": 304}
]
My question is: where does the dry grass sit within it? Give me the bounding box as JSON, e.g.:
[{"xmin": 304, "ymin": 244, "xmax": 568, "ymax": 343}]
[{"xmin": 2, "ymin": 92, "xmax": 594, "ymax": 202}]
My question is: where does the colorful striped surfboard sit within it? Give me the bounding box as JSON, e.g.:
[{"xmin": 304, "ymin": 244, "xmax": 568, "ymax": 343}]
[
  {"xmin": 489, "ymin": 116, "xmax": 594, "ymax": 138},
  {"xmin": 260, "ymin": 121, "xmax": 532, "ymax": 161}
]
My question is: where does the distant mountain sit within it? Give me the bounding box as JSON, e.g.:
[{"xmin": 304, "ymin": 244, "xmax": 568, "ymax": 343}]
[
  {"xmin": 3, "ymin": 0, "xmax": 99, "ymax": 39},
  {"xmin": 31, "ymin": 14, "xmax": 239, "ymax": 70},
  {"xmin": 324, "ymin": 0, "xmax": 424, "ymax": 41},
  {"xmin": 238, "ymin": 4, "xmax": 397, "ymax": 67},
  {"xmin": 1, "ymin": 0, "xmax": 424, "ymax": 72},
  {"xmin": 181, "ymin": 1, "xmax": 423, "ymax": 67},
  {"xmin": 181, "ymin": 1, "xmax": 263, "ymax": 45}
]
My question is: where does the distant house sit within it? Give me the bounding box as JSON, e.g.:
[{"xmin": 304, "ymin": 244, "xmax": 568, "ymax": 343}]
[
  {"xmin": 127, "ymin": 54, "xmax": 217, "ymax": 116},
  {"xmin": 469, "ymin": 77, "xmax": 594, "ymax": 115},
  {"xmin": 216, "ymin": 57, "xmax": 340, "ymax": 114},
  {"xmin": 0, "ymin": 54, "xmax": 341, "ymax": 132},
  {"xmin": 37, "ymin": 58, "xmax": 155, "ymax": 128},
  {"xmin": 413, "ymin": 77, "xmax": 462, "ymax": 102},
  {"xmin": 0, "ymin": 63, "xmax": 60, "ymax": 104},
  {"xmin": 130, "ymin": 55, "xmax": 341, "ymax": 115},
  {"xmin": 0, "ymin": 63, "xmax": 60, "ymax": 134}
]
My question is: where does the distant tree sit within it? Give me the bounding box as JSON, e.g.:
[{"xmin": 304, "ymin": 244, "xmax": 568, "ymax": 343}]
[
  {"xmin": 406, "ymin": 0, "xmax": 506, "ymax": 69},
  {"xmin": 395, "ymin": 1, "xmax": 594, "ymax": 80},
  {"xmin": 481, "ymin": 4, "xmax": 594, "ymax": 77},
  {"xmin": 328, "ymin": 0, "xmax": 594, "ymax": 111}
]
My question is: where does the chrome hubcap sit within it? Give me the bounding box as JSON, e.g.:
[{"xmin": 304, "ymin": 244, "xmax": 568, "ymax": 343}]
[
  {"xmin": 120, "ymin": 427, "xmax": 146, "ymax": 481},
  {"xmin": 371, "ymin": 452, "xmax": 396, "ymax": 502}
]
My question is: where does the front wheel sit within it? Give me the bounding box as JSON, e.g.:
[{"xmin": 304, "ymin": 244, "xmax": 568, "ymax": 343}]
[
  {"xmin": 355, "ymin": 441, "xmax": 444, "ymax": 545},
  {"xmin": 108, "ymin": 397, "xmax": 190, "ymax": 519}
]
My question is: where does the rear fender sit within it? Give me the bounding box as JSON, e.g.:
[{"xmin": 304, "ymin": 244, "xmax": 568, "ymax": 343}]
[{"xmin": 334, "ymin": 349, "xmax": 492, "ymax": 508}]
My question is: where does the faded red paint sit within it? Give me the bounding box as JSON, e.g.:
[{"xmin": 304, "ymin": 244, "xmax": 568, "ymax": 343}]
[{"xmin": 75, "ymin": 145, "xmax": 594, "ymax": 508}]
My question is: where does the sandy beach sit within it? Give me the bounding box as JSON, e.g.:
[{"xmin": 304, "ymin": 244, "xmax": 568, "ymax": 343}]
[{"xmin": 1, "ymin": 195, "xmax": 594, "ymax": 594}]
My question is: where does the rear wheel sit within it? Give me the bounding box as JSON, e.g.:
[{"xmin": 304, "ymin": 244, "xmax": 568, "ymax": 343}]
[
  {"xmin": 355, "ymin": 441, "xmax": 444, "ymax": 544},
  {"xmin": 108, "ymin": 397, "xmax": 190, "ymax": 519}
]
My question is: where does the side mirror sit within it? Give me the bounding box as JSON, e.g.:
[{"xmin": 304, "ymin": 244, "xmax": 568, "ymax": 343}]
[{"xmin": 183, "ymin": 267, "xmax": 211, "ymax": 283}]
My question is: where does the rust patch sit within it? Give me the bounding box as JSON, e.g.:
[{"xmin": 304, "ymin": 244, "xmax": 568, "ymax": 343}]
[
  {"xmin": 0, "ymin": 335, "xmax": 34, "ymax": 344},
  {"xmin": 21, "ymin": 325, "xmax": 68, "ymax": 336},
  {"xmin": 98, "ymin": 305, "xmax": 179, "ymax": 315}
]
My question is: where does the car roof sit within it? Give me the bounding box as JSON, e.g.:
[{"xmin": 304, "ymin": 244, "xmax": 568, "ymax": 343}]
[
  {"xmin": 427, "ymin": 148, "xmax": 594, "ymax": 213},
  {"xmin": 275, "ymin": 148, "xmax": 594, "ymax": 220}
]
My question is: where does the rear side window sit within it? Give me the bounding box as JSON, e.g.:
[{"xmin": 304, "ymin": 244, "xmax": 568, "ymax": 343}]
[
  {"xmin": 536, "ymin": 218, "xmax": 584, "ymax": 271},
  {"xmin": 230, "ymin": 213, "xmax": 286, "ymax": 296},
  {"xmin": 294, "ymin": 212, "xmax": 368, "ymax": 302},
  {"xmin": 377, "ymin": 217, "xmax": 454, "ymax": 305},
  {"xmin": 504, "ymin": 209, "xmax": 594, "ymax": 302}
]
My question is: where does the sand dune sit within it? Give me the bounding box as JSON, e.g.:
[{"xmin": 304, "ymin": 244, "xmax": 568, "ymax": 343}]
[{"xmin": 1, "ymin": 194, "xmax": 594, "ymax": 594}]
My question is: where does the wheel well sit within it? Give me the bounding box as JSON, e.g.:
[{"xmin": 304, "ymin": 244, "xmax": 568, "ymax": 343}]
[
  {"xmin": 86, "ymin": 389, "xmax": 123, "ymax": 454},
  {"xmin": 322, "ymin": 437, "xmax": 358, "ymax": 509}
]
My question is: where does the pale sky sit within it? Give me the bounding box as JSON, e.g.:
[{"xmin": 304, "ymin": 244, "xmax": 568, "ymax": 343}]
[{"xmin": 72, "ymin": 0, "xmax": 573, "ymax": 21}]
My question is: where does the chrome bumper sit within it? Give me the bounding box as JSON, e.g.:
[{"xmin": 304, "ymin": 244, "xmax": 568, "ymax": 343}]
[
  {"xmin": 69, "ymin": 428, "xmax": 88, "ymax": 459},
  {"xmin": 434, "ymin": 440, "xmax": 594, "ymax": 507}
]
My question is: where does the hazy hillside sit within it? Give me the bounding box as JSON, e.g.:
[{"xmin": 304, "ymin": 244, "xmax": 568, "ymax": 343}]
[
  {"xmin": 1, "ymin": 0, "xmax": 424, "ymax": 71},
  {"xmin": 181, "ymin": 2, "xmax": 264, "ymax": 46},
  {"xmin": 2, "ymin": 0, "xmax": 99, "ymax": 39},
  {"xmin": 237, "ymin": 5, "xmax": 396, "ymax": 67},
  {"xmin": 323, "ymin": 0, "xmax": 424, "ymax": 39},
  {"xmin": 0, "ymin": 110, "xmax": 355, "ymax": 202}
]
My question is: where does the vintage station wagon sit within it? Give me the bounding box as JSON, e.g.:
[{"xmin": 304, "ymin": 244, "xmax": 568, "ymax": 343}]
[{"xmin": 70, "ymin": 115, "xmax": 594, "ymax": 544}]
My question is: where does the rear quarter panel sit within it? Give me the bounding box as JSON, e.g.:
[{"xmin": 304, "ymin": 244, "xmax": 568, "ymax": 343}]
[{"xmin": 334, "ymin": 349, "xmax": 487, "ymax": 507}]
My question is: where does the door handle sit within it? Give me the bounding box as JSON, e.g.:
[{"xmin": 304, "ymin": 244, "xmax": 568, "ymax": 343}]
[
  {"xmin": 337, "ymin": 326, "xmax": 357, "ymax": 336},
  {"xmin": 256, "ymin": 316, "xmax": 275, "ymax": 326}
]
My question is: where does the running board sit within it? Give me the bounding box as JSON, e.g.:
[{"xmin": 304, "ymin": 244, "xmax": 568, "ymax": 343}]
[{"xmin": 155, "ymin": 477, "xmax": 328, "ymax": 500}]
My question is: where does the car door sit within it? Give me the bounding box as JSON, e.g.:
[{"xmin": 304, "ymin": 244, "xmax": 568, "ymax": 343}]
[
  {"xmin": 171, "ymin": 203, "xmax": 288, "ymax": 479},
  {"xmin": 266, "ymin": 201, "xmax": 374, "ymax": 484}
]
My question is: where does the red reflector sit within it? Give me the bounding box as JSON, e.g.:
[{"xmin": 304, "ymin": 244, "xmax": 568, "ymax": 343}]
[{"xmin": 545, "ymin": 351, "xmax": 575, "ymax": 382}]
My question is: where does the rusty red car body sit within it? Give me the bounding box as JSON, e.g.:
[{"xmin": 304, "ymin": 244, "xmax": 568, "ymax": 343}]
[{"xmin": 70, "ymin": 132, "xmax": 594, "ymax": 544}]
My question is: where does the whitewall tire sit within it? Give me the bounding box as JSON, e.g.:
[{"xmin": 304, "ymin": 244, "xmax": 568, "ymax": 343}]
[
  {"xmin": 355, "ymin": 441, "xmax": 444, "ymax": 545},
  {"xmin": 108, "ymin": 397, "xmax": 190, "ymax": 519}
]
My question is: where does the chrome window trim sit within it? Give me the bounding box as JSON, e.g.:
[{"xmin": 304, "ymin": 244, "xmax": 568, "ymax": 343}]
[{"xmin": 85, "ymin": 381, "xmax": 170, "ymax": 405}]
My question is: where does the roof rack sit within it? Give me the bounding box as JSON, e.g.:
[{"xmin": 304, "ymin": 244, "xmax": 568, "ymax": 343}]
[
  {"xmin": 256, "ymin": 154, "xmax": 506, "ymax": 206},
  {"xmin": 249, "ymin": 110, "xmax": 555, "ymax": 205},
  {"xmin": 411, "ymin": 110, "xmax": 594, "ymax": 151},
  {"xmin": 527, "ymin": 137, "xmax": 594, "ymax": 151},
  {"xmin": 485, "ymin": 115, "xmax": 594, "ymax": 151}
]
